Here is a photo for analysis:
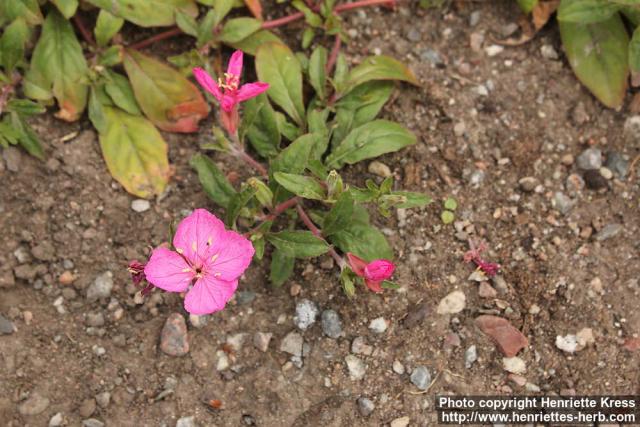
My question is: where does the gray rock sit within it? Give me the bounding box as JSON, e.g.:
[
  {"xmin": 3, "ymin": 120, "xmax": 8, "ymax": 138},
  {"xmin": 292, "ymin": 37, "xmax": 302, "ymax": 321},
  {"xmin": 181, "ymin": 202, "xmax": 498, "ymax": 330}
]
[
  {"xmin": 351, "ymin": 336, "xmax": 373, "ymax": 356},
  {"xmin": 82, "ymin": 419, "xmax": 105, "ymax": 427},
  {"xmin": 49, "ymin": 413, "xmax": 63, "ymax": 427},
  {"xmin": 595, "ymin": 223, "xmax": 622, "ymax": 241},
  {"xmin": 160, "ymin": 313, "xmax": 189, "ymax": 356},
  {"xmin": 604, "ymin": 151, "xmax": 629, "ymax": 178},
  {"xmin": 368, "ymin": 317, "xmax": 388, "ymax": 334},
  {"xmin": 553, "ymin": 192, "xmax": 574, "ymax": 215},
  {"xmin": 345, "ymin": 355, "xmax": 366, "ymax": 380},
  {"xmin": 0, "ymin": 314, "xmax": 15, "ymax": 334},
  {"xmin": 131, "ymin": 199, "xmax": 151, "ymax": 212},
  {"xmin": 321, "ymin": 309, "xmax": 343, "ymax": 338},
  {"xmin": 469, "ymin": 10, "xmax": 481, "ymax": 26},
  {"xmin": 32, "ymin": 242, "xmax": 55, "ymax": 261},
  {"xmin": 18, "ymin": 392, "xmax": 50, "ymax": 415},
  {"xmin": 420, "ymin": 48, "xmax": 443, "ymax": 66},
  {"xmin": 464, "ymin": 345, "xmax": 478, "ymax": 369},
  {"xmin": 623, "ymin": 115, "xmax": 640, "ymax": 143},
  {"xmin": 280, "ymin": 331, "xmax": 303, "ymax": 357},
  {"xmin": 253, "ymin": 332, "xmax": 272, "ymax": 352},
  {"xmin": 576, "ymin": 148, "xmax": 602, "ymax": 170},
  {"xmin": 469, "ymin": 170, "xmax": 485, "ymax": 187},
  {"xmin": 86, "ymin": 312, "xmax": 105, "ymax": 327},
  {"xmin": 13, "ymin": 246, "xmax": 30, "ymax": 263},
  {"xmin": 410, "ymin": 366, "xmax": 431, "ymax": 390},
  {"xmin": 357, "ymin": 397, "xmax": 375, "ymax": 417},
  {"xmin": 293, "ymin": 299, "xmax": 319, "ymax": 330},
  {"xmin": 2, "ymin": 146, "xmax": 22, "ymax": 172},
  {"xmin": 406, "ymin": 28, "xmax": 421, "ymax": 42},
  {"xmin": 87, "ymin": 272, "xmax": 113, "ymax": 302},
  {"xmin": 176, "ymin": 416, "xmax": 196, "ymax": 427},
  {"xmin": 236, "ymin": 291, "xmax": 256, "ymax": 305},
  {"xmin": 95, "ymin": 392, "xmax": 111, "ymax": 408}
]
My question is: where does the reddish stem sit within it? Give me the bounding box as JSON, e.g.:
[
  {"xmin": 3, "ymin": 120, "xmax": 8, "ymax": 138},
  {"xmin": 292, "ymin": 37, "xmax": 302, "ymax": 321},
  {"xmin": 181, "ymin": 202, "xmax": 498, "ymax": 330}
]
[
  {"xmin": 334, "ymin": 0, "xmax": 395, "ymax": 12},
  {"xmin": 326, "ymin": 35, "xmax": 341, "ymax": 74},
  {"xmin": 296, "ymin": 204, "xmax": 346, "ymax": 268},
  {"xmin": 73, "ymin": 14, "xmax": 96, "ymax": 47},
  {"xmin": 244, "ymin": 197, "xmax": 300, "ymax": 237},
  {"xmin": 261, "ymin": 12, "xmax": 305, "ymax": 29},
  {"xmin": 237, "ymin": 150, "xmax": 269, "ymax": 177},
  {"xmin": 129, "ymin": 27, "xmax": 182, "ymax": 50}
]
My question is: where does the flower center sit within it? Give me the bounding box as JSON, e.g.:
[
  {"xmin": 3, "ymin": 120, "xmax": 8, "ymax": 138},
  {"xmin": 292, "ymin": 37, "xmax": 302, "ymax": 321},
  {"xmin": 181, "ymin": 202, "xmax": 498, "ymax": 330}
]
[{"xmin": 218, "ymin": 73, "xmax": 239, "ymax": 91}]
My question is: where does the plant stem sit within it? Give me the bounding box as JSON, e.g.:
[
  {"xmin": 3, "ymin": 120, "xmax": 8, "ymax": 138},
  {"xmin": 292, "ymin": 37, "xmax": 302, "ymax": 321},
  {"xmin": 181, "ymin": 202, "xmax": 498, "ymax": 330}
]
[
  {"xmin": 334, "ymin": 0, "xmax": 396, "ymax": 12},
  {"xmin": 261, "ymin": 12, "xmax": 305, "ymax": 29},
  {"xmin": 73, "ymin": 14, "xmax": 96, "ymax": 47},
  {"xmin": 129, "ymin": 27, "xmax": 182, "ymax": 50},
  {"xmin": 229, "ymin": 132, "xmax": 269, "ymax": 177},
  {"xmin": 296, "ymin": 204, "xmax": 347, "ymax": 269},
  {"xmin": 325, "ymin": 35, "xmax": 341, "ymax": 74},
  {"xmin": 244, "ymin": 197, "xmax": 300, "ymax": 237}
]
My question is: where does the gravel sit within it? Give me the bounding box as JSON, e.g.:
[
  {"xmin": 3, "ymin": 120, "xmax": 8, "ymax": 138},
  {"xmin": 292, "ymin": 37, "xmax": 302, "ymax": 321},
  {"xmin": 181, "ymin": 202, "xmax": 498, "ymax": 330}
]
[
  {"xmin": 464, "ymin": 345, "xmax": 478, "ymax": 369},
  {"xmin": 253, "ymin": 332, "xmax": 272, "ymax": 352},
  {"xmin": 0, "ymin": 314, "xmax": 16, "ymax": 334},
  {"xmin": 502, "ymin": 356, "xmax": 527, "ymax": 374},
  {"xmin": 410, "ymin": 366, "xmax": 431, "ymax": 390},
  {"xmin": 176, "ymin": 416, "xmax": 196, "ymax": 427},
  {"xmin": 576, "ymin": 148, "xmax": 602, "ymax": 170},
  {"xmin": 86, "ymin": 272, "xmax": 113, "ymax": 302},
  {"xmin": 131, "ymin": 199, "xmax": 151, "ymax": 212},
  {"xmin": 345, "ymin": 355, "xmax": 366, "ymax": 380},
  {"xmin": 393, "ymin": 360, "xmax": 405, "ymax": 375},
  {"xmin": 280, "ymin": 331, "xmax": 303, "ymax": 357},
  {"xmin": 368, "ymin": 317, "xmax": 388, "ymax": 334},
  {"xmin": 436, "ymin": 290, "xmax": 466, "ymax": 314},
  {"xmin": 555, "ymin": 334, "xmax": 578, "ymax": 353},
  {"xmin": 293, "ymin": 299, "xmax": 319, "ymax": 331},
  {"xmin": 18, "ymin": 392, "xmax": 50, "ymax": 415},
  {"xmin": 595, "ymin": 223, "xmax": 622, "ymax": 241},
  {"xmin": 160, "ymin": 313, "xmax": 189, "ymax": 356},
  {"xmin": 321, "ymin": 309, "xmax": 343, "ymax": 338},
  {"xmin": 357, "ymin": 397, "xmax": 376, "ymax": 417},
  {"xmin": 604, "ymin": 151, "xmax": 629, "ymax": 177}
]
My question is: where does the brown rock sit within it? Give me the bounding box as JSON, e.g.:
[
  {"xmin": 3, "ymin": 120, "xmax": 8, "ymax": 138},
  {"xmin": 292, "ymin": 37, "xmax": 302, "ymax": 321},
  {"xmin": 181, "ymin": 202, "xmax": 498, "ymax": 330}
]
[
  {"xmin": 478, "ymin": 282, "xmax": 497, "ymax": 298},
  {"xmin": 160, "ymin": 313, "xmax": 189, "ymax": 357},
  {"xmin": 59, "ymin": 271, "xmax": 76, "ymax": 285},
  {"xmin": 475, "ymin": 315, "xmax": 528, "ymax": 357}
]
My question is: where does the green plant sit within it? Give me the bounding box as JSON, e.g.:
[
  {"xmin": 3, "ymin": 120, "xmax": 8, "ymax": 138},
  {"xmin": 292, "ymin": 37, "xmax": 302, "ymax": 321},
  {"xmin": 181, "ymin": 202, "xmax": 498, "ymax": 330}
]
[
  {"xmin": 190, "ymin": 42, "xmax": 431, "ymax": 291},
  {"xmin": 517, "ymin": 0, "xmax": 640, "ymax": 109}
]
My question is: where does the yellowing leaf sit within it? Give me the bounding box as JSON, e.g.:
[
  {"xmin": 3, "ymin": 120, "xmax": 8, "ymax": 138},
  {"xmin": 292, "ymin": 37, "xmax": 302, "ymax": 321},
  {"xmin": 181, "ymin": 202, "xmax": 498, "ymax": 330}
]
[
  {"xmin": 123, "ymin": 49, "xmax": 208, "ymax": 132},
  {"xmin": 24, "ymin": 9, "xmax": 88, "ymax": 121},
  {"xmin": 85, "ymin": 0, "xmax": 198, "ymax": 27},
  {"xmin": 244, "ymin": 0, "xmax": 263, "ymax": 19},
  {"xmin": 98, "ymin": 106, "xmax": 170, "ymax": 198}
]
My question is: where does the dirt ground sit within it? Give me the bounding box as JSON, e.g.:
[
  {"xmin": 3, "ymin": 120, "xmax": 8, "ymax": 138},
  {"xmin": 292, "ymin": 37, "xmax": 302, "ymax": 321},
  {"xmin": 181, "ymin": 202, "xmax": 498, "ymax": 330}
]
[{"xmin": 1, "ymin": 1, "xmax": 639, "ymax": 426}]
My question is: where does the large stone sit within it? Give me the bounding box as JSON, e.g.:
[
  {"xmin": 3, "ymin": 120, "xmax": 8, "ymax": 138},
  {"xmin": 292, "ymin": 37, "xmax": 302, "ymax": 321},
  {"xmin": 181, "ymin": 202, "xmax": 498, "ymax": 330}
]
[
  {"xmin": 345, "ymin": 355, "xmax": 366, "ymax": 380},
  {"xmin": 160, "ymin": 313, "xmax": 189, "ymax": 356},
  {"xmin": 410, "ymin": 366, "xmax": 431, "ymax": 390},
  {"xmin": 280, "ymin": 331, "xmax": 303, "ymax": 357},
  {"xmin": 475, "ymin": 315, "xmax": 529, "ymax": 357},
  {"xmin": 437, "ymin": 290, "xmax": 466, "ymax": 314}
]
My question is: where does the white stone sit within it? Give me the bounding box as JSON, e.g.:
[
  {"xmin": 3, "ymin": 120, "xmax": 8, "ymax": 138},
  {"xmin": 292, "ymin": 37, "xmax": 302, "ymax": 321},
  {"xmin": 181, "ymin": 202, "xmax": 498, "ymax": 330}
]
[
  {"xmin": 131, "ymin": 199, "xmax": 151, "ymax": 212},
  {"xmin": 437, "ymin": 290, "xmax": 466, "ymax": 314},
  {"xmin": 502, "ymin": 357, "xmax": 526, "ymax": 374}
]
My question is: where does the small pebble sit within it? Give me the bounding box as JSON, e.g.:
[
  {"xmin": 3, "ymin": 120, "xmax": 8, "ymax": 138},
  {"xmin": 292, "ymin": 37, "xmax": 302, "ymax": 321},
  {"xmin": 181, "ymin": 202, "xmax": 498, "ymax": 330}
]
[
  {"xmin": 160, "ymin": 313, "xmax": 189, "ymax": 357},
  {"xmin": 0, "ymin": 314, "xmax": 16, "ymax": 334},
  {"xmin": 321, "ymin": 309, "xmax": 343, "ymax": 338},
  {"xmin": 604, "ymin": 151, "xmax": 629, "ymax": 177},
  {"xmin": 502, "ymin": 356, "xmax": 527, "ymax": 374},
  {"xmin": 576, "ymin": 148, "xmax": 602, "ymax": 170},
  {"xmin": 518, "ymin": 177, "xmax": 538, "ymax": 192},
  {"xmin": 368, "ymin": 317, "xmax": 388, "ymax": 334},
  {"xmin": 280, "ymin": 331, "xmax": 303, "ymax": 357},
  {"xmin": 176, "ymin": 417, "xmax": 196, "ymax": 427},
  {"xmin": 437, "ymin": 290, "xmax": 466, "ymax": 314},
  {"xmin": 392, "ymin": 360, "xmax": 405, "ymax": 375},
  {"xmin": 485, "ymin": 44, "xmax": 504, "ymax": 57},
  {"xmin": 357, "ymin": 397, "xmax": 376, "ymax": 417},
  {"xmin": 253, "ymin": 332, "xmax": 272, "ymax": 352},
  {"xmin": 464, "ymin": 345, "xmax": 478, "ymax": 369},
  {"xmin": 86, "ymin": 272, "xmax": 113, "ymax": 302},
  {"xmin": 540, "ymin": 44, "xmax": 559, "ymax": 60},
  {"xmin": 555, "ymin": 334, "xmax": 578, "ymax": 353},
  {"xmin": 351, "ymin": 336, "xmax": 373, "ymax": 356},
  {"xmin": 293, "ymin": 299, "xmax": 319, "ymax": 331},
  {"xmin": 595, "ymin": 223, "xmax": 622, "ymax": 241},
  {"xmin": 19, "ymin": 392, "xmax": 50, "ymax": 415},
  {"xmin": 368, "ymin": 160, "xmax": 392, "ymax": 177},
  {"xmin": 82, "ymin": 419, "xmax": 104, "ymax": 427},
  {"xmin": 390, "ymin": 417, "xmax": 410, "ymax": 427},
  {"xmin": 49, "ymin": 413, "xmax": 63, "ymax": 427},
  {"xmin": 599, "ymin": 167, "xmax": 613, "ymax": 180},
  {"xmin": 410, "ymin": 366, "xmax": 431, "ymax": 390},
  {"xmin": 131, "ymin": 199, "xmax": 151, "ymax": 212},
  {"xmin": 345, "ymin": 355, "xmax": 366, "ymax": 380}
]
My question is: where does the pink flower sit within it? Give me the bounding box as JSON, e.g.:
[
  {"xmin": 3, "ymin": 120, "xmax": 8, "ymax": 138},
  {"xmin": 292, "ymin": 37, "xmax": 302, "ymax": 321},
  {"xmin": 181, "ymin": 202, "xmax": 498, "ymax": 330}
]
[
  {"xmin": 346, "ymin": 252, "xmax": 395, "ymax": 293},
  {"xmin": 193, "ymin": 51, "xmax": 269, "ymax": 135},
  {"xmin": 144, "ymin": 209, "xmax": 254, "ymax": 315},
  {"xmin": 463, "ymin": 239, "xmax": 501, "ymax": 277}
]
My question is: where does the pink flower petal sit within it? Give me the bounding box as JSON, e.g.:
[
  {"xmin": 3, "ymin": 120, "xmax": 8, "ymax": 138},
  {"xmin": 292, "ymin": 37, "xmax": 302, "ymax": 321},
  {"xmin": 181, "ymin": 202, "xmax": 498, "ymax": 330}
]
[
  {"xmin": 365, "ymin": 279, "xmax": 383, "ymax": 293},
  {"xmin": 220, "ymin": 94, "xmax": 236, "ymax": 113},
  {"xmin": 205, "ymin": 230, "xmax": 255, "ymax": 282},
  {"xmin": 236, "ymin": 82, "xmax": 269, "ymax": 102},
  {"xmin": 173, "ymin": 209, "xmax": 226, "ymax": 267},
  {"xmin": 346, "ymin": 252, "xmax": 367, "ymax": 277},
  {"xmin": 144, "ymin": 247, "xmax": 194, "ymax": 292},
  {"xmin": 184, "ymin": 276, "xmax": 238, "ymax": 315},
  {"xmin": 364, "ymin": 259, "xmax": 395, "ymax": 282},
  {"xmin": 193, "ymin": 67, "xmax": 223, "ymax": 102},
  {"xmin": 227, "ymin": 50, "xmax": 243, "ymax": 79}
]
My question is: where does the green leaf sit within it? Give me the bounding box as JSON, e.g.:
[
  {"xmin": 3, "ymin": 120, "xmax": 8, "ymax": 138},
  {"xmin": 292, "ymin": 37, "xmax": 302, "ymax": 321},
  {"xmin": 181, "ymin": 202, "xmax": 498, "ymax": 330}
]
[
  {"xmin": 444, "ymin": 197, "xmax": 457, "ymax": 211},
  {"xmin": 326, "ymin": 120, "xmax": 416, "ymax": 169},
  {"xmin": 270, "ymin": 248, "xmax": 295, "ymax": 286},
  {"xmin": 381, "ymin": 280, "xmax": 400, "ymax": 290},
  {"xmin": 175, "ymin": 10, "xmax": 199, "ymax": 37},
  {"xmin": 84, "ymin": 0, "xmax": 198, "ymax": 27},
  {"xmin": 292, "ymin": 0, "xmax": 323, "ymax": 27},
  {"xmin": 0, "ymin": 18, "xmax": 30, "ymax": 73},
  {"xmin": 630, "ymin": 27, "xmax": 640, "ymax": 85},
  {"xmin": 94, "ymin": 10, "xmax": 124, "ymax": 47},
  {"xmin": 391, "ymin": 191, "xmax": 432, "ymax": 209},
  {"xmin": 332, "ymin": 52, "xmax": 348, "ymax": 93},
  {"xmin": 273, "ymin": 172, "xmax": 326, "ymax": 200},
  {"xmin": 323, "ymin": 191, "xmax": 354, "ymax": 236},
  {"xmin": 441, "ymin": 210, "xmax": 455, "ymax": 224},
  {"xmin": 24, "ymin": 10, "xmax": 88, "ymax": 122},
  {"xmin": 0, "ymin": 0, "xmax": 42, "ymax": 25},
  {"xmin": 517, "ymin": 0, "xmax": 539, "ymax": 13},
  {"xmin": 94, "ymin": 106, "xmax": 170, "ymax": 198},
  {"xmin": 219, "ymin": 17, "xmax": 262, "ymax": 44},
  {"xmin": 340, "ymin": 268, "xmax": 356, "ymax": 297},
  {"xmin": 190, "ymin": 153, "xmax": 237, "ymax": 208},
  {"xmin": 252, "ymin": 235, "xmax": 266, "ymax": 260},
  {"xmin": 10, "ymin": 112, "xmax": 44, "ymax": 159},
  {"xmin": 342, "ymin": 55, "xmax": 419, "ymax": 96},
  {"xmin": 330, "ymin": 221, "xmax": 392, "ymax": 262},
  {"xmin": 559, "ymin": 14, "xmax": 629, "ymax": 108},
  {"xmin": 256, "ymin": 42, "xmax": 305, "ymax": 126},
  {"xmin": 98, "ymin": 45, "xmax": 123, "ymax": 67},
  {"xmin": 301, "ymin": 27, "xmax": 315, "ymax": 50},
  {"xmin": 51, "ymin": 0, "xmax": 78, "ymax": 19},
  {"xmin": 195, "ymin": 9, "xmax": 216, "ymax": 46},
  {"xmin": 6, "ymin": 99, "xmax": 45, "ymax": 116},
  {"xmin": 557, "ymin": 0, "xmax": 620, "ymax": 23},
  {"xmin": 271, "ymin": 133, "xmax": 315, "ymax": 174},
  {"xmin": 88, "ymin": 86, "xmax": 109, "ymax": 134},
  {"xmin": 332, "ymin": 81, "xmax": 394, "ymax": 147},
  {"xmin": 123, "ymin": 49, "xmax": 208, "ymax": 132},
  {"xmin": 247, "ymin": 177, "xmax": 274, "ymax": 208},
  {"xmin": 212, "ymin": 0, "xmax": 235, "ymax": 26},
  {"xmin": 226, "ymin": 30, "xmax": 284, "ymax": 56},
  {"xmin": 225, "ymin": 185, "xmax": 258, "ymax": 228},
  {"xmin": 267, "ymin": 231, "xmax": 329, "ymax": 258},
  {"xmin": 276, "ymin": 113, "xmax": 302, "ymax": 141},
  {"xmin": 242, "ymin": 93, "xmax": 281, "ymax": 158},
  {"xmin": 104, "ymin": 71, "xmax": 141, "ymax": 115},
  {"xmin": 309, "ymin": 46, "xmax": 328, "ymax": 100}
]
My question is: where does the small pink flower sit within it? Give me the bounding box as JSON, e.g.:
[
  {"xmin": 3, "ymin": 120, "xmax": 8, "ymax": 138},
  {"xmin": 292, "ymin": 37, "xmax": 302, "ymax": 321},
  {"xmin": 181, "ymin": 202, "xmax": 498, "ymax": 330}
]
[
  {"xmin": 464, "ymin": 239, "xmax": 501, "ymax": 277},
  {"xmin": 144, "ymin": 209, "xmax": 254, "ymax": 315},
  {"xmin": 193, "ymin": 51, "xmax": 269, "ymax": 135},
  {"xmin": 346, "ymin": 253, "xmax": 395, "ymax": 293}
]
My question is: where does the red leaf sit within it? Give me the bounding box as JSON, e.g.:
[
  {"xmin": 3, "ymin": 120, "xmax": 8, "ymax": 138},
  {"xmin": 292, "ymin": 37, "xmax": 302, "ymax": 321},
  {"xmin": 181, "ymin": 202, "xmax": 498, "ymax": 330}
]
[{"xmin": 244, "ymin": 0, "xmax": 262, "ymax": 20}]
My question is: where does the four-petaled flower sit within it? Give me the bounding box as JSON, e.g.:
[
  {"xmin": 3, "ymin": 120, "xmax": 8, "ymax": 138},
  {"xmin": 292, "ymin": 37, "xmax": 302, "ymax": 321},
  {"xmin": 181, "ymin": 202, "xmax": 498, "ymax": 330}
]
[
  {"xmin": 193, "ymin": 50, "xmax": 269, "ymax": 135},
  {"xmin": 144, "ymin": 209, "xmax": 254, "ymax": 315},
  {"xmin": 346, "ymin": 252, "xmax": 396, "ymax": 293}
]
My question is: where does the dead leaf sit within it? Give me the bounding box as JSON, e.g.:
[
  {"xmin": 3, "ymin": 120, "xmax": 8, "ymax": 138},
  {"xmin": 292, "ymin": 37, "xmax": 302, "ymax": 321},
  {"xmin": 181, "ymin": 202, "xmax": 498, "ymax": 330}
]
[
  {"xmin": 244, "ymin": 0, "xmax": 262, "ymax": 20},
  {"xmin": 494, "ymin": 0, "xmax": 560, "ymax": 46}
]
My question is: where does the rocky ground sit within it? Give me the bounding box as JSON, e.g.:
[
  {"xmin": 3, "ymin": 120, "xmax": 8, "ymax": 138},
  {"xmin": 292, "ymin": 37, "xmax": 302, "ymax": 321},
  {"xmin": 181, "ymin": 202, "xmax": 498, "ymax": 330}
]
[{"xmin": 1, "ymin": 1, "xmax": 639, "ymax": 426}]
